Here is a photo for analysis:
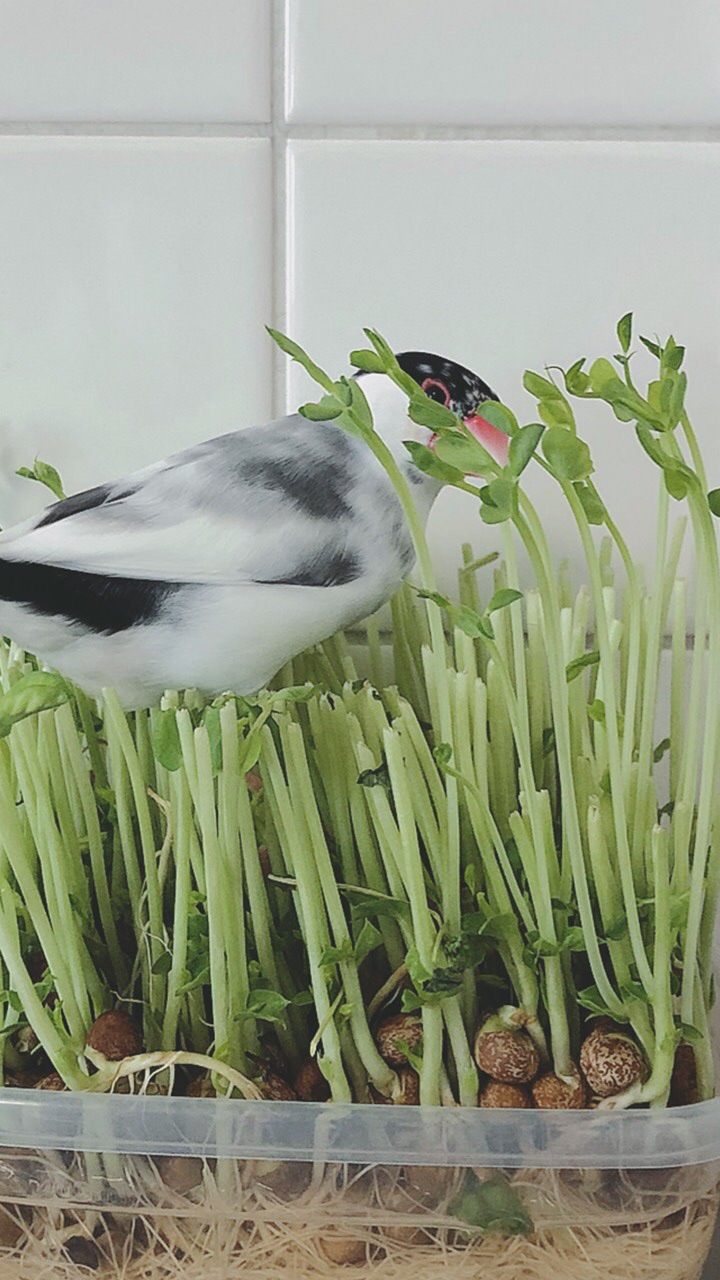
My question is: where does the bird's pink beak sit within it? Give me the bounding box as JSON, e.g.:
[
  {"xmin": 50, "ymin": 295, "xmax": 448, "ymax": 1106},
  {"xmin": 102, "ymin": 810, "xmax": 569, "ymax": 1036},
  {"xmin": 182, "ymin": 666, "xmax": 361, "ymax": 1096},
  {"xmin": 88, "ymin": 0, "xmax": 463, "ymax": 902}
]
[{"xmin": 462, "ymin": 412, "xmax": 510, "ymax": 467}]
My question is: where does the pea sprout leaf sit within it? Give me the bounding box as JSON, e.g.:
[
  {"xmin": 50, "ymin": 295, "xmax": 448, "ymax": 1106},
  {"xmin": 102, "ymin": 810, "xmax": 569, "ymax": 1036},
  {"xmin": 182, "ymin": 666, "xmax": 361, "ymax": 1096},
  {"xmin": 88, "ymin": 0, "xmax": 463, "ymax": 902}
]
[
  {"xmin": 640, "ymin": 335, "xmax": 661, "ymax": 359},
  {"xmin": 349, "ymin": 348, "xmax": 386, "ymax": 374},
  {"xmin": 477, "ymin": 401, "xmax": 518, "ymax": 437},
  {"xmin": 508, "ymin": 423, "xmax": 544, "ymax": 477},
  {"xmin": 523, "ymin": 370, "xmax": 562, "ymax": 401},
  {"xmin": 616, "ymin": 311, "xmax": 633, "ymax": 354},
  {"xmin": 16, "ymin": 457, "xmax": 67, "ymax": 501},
  {"xmin": 488, "ymin": 588, "xmax": 523, "ymax": 614},
  {"xmin": 565, "ymin": 650, "xmax": 601, "ymax": 683},
  {"xmin": 152, "ymin": 709, "xmax": 182, "ymax": 771},
  {"xmin": 542, "ymin": 428, "xmax": 594, "ymax": 481},
  {"xmin": 0, "ymin": 671, "xmax": 72, "ymax": 739},
  {"xmin": 404, "ymin": 440, "xmax": 465, "ymax": 485}
]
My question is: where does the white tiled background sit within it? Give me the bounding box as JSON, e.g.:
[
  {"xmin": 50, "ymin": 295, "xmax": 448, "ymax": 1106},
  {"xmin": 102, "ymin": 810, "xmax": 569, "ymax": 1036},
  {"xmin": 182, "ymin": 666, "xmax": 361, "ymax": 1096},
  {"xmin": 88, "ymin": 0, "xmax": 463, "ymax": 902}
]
[{"xmin": 1, "ymin": 0, "xmax": 720, "ymax": 608}]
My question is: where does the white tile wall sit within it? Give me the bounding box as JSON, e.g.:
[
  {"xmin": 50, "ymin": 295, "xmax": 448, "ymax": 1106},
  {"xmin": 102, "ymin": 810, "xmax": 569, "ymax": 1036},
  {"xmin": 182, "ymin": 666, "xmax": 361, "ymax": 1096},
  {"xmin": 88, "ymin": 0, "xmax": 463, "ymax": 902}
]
[
  {"xmin": 0, "ymin": 1, "xmax": 271, "ymax": 122},
  {"xmin": 286, "ymin": 1, "xmax": 720, "ymax": 128},
  {"xmin": 0, "ymin": 2, "xmax": 719, "ymax": 619},
  {"xmin": 0, "ymin": 137, "xmax": 273, "ymax": 525}
]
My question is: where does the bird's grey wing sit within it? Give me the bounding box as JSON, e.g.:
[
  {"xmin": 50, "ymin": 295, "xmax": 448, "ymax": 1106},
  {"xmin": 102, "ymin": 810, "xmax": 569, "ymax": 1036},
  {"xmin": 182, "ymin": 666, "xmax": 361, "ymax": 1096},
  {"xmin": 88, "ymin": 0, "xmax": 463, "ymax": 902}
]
[{"xmin": 0, "ymin": 417, "xmax": 367, "ymax": 588}]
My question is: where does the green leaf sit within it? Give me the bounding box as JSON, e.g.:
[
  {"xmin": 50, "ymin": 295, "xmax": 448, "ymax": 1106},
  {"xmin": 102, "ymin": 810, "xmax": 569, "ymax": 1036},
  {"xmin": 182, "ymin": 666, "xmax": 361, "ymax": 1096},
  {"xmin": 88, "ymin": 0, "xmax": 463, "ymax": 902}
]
[
  {"xmin": 664, "ymin": 469, "xmax": 688, "ymax": 500},
  {"xmin": 663, "ymin": 338, "xmax": 685, "ymax": 371},
  {"xmin": 566, "ymin": 650, "xmax": 601, "ymax": 683},
  {"xmin": 266, "ymin": 327, "xmax": 333, "ymax": 393},
  {"xmin": 678, "ymin": 1023, "xmax": 703, "ymax": 1046},
  {"xmin": 152, "ymin": 709, "xmax": 182, "ymax": 772},
  {"xmin": 616, "ymin": 312, "xmax": 633, "ymax": 354},
  {"xmin": 434, "ymin": 432, "xmax": 496, "ymax": 476},
  {"xmin": 484, "ymin": 476, "xmax": 517, "ymax": 515},
  {"xmin": 320, "ymin": 941, "xmax": 354, "ymax": 969},
  {"xmin": 151, "ymin": 952, "xmax": 173, "ymax": 977},
  {"xmin": 476, "ymin": 401, "xmax": 518, "ymax": 437},
  {"xmin": 573, "ymin": 481, "xmax": 606, "ymax": 525},
  {"xmin": 299, "ymin": 396, "xmax": 343, "ymax": 422},
  {"xmin": 588, "ymin": 358, "xmax": 618, "ymax": 395},
  {"xmin": 577, "ymin": 986, "xmax": 616, "ymax": 1019},
  {"xmin": 561, "ymin": 358, "xmax": 591, "ymax": 396},
  {"xmin": 454, "ymin": 606, "xmax": 494, "ymax": 640},
  {"xmin": 488, "ymin": 588, "xmax": 523, "ymax": 614},
  {"xmin": 508, "ymin": 423, "xmax": 544, "ymax": 477},
  {"xmin": 240, "ymin": 988, "xmax": 292, "ymax": 1025},
  {"xmin": 603, "ymin": 917, "xmax": 629, "ymax": 942},
  {"xmin": 0, "ymin": 671, "xmax": 72, "ymax": 739},
  {"xmin": 542, "ymin": 428, "xmax": 593, "ymax": 481},
  {"xmin": 16, "ymin": 458, "xmax": 67, "ymax": 501},
  {"xmin": 620, "ymin": 980, "xmax": 651, "ymax": 1006},
  {"xmin": 538, "ymin": 397, "xmax": 574, "ymax": 429},
  {"xmin": 354, "ymin": 919, "xmax": 383, "ymax": 965},
  {"xmin": 653, "ymin": 737, "xmax": 671, "ymax": 764},
  {"xmin": 202, "ymin": 707, "xmax": 223, "ymax": 776},
  {"xmin": 403, "ymin": 440, "xmax": 465, "ymax": 485},
  {"xmin": 347, "ymin": 892, "xmax": 411, "ymax": 924},
  {"xmin": 708, "ymin": 489, "xmax": 720, "ymax": 518},
  {"xmin": 433, "ymin": 743, "xmax": 453, "ymax": 768},
  {"xmin": 347, "ymin": 376, "xmax": 375, "ymax": 432},
  {"xmin": 408, "ymin": 394, "xmax": 460, "ymax": 433},
  {"xmin": 588, "ymin": 699, "xmax": 606, "ymax": 724},
  {"xmin": 640, "ymin": 335, "xmax": 661, "ymax": 359},
  {"xmin": 451, "ymin": 1173, "xmax": 533, "ymax": 1237},
  {"xmin": 523, "ymin": 370, "xmax": 562, "ymax": 401},
  {"xmin": 349, "ymin": 348, "xmax": 386, "ymax": 374}
]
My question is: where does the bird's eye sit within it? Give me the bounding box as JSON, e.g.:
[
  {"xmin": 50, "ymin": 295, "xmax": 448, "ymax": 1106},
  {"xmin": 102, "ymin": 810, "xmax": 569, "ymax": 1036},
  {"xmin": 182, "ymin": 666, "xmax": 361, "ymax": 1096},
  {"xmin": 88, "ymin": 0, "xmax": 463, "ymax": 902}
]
[{"xmin": 421, "ymin": 378, "xmax": 450, "ymax": 406}]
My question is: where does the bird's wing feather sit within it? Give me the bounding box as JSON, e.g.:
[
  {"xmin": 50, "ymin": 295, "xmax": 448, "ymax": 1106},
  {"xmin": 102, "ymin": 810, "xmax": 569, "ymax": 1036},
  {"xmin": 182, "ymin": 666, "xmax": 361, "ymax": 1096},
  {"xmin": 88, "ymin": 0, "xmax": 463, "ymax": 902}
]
[{"xmin": 0, "ymin": 418, "xmax": 367, "ymax": 587}]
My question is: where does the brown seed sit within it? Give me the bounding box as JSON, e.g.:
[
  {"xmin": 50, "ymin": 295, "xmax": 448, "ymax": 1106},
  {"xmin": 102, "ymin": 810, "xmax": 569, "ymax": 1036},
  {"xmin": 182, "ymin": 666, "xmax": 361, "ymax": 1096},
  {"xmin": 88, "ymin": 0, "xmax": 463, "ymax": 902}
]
[
  {"xmin": 86, "ymin": 1010, "xmax": 144, "ymax": 1061},
  {"xmin": 34, "ymin": 1073, "xmax": 67, "ymax": 1091},
  {"xmin": 474, "ymin": 1026, "xmax": 540, "ymax": 1083},
  {"xmin": 670, "ymin": 1042, "xmax": 699, "ymax": 1107},
  {"xmin": 246, "ymin": 770, "xmax": 264, "ymax": 793},
  {"xmin": 185, "ymin": 1074, "xmax": 214, "ymax": 1098},
  {"xmin": 580, "ymin": 1027, "xmax": 648, "ymax": 1099},
  {"xmin": 531, "ymin": 1071, "xmax": 588, "ymax": 1109},
  {"xmin": 257, "ymin": 1067, "xmax": 298, "ymax": 1102},
  {"xmin": 293, "ymin": 1056, "xmax": 331, "ymax": 1102},
  {"xmin": 374, "ymin": 1013, "xmax": 423, "ymax": 1066},
  {"xmin": 318, "ymin": 1233, "xmax": 368, "ymax": 1265},
  {"xmin": 157, "ymin": 1155, "xmax": 204, "ymax": 1192},
  {"xmin": 478, "ymin": 1081, "xmax": 533, "ymax": 1108}
]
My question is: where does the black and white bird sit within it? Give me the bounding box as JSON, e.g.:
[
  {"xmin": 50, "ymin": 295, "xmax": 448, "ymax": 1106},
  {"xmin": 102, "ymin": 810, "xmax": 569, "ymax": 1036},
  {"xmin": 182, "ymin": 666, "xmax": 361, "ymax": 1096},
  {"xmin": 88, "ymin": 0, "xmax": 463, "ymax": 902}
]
[{"xmin": 0, "ymin": 353, "xmax": 507, "ymax": 707}]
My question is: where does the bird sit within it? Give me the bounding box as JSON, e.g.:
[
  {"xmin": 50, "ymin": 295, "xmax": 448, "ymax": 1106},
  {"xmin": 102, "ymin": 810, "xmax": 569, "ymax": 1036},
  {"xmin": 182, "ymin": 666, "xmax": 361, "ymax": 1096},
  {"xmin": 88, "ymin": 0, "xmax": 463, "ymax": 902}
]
[{"xmin": 0, "ymin": 352, "xmax": 507, "ymax": 707}]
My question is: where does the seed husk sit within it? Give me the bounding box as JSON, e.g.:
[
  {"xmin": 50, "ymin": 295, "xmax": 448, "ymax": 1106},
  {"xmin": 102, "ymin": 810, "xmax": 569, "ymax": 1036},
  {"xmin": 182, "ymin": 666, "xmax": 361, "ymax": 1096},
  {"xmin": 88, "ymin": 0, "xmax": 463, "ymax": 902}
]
[
  {"xmin": 580, "ymin": 1026, "xmax": 648, "ymax": 1098},
  {"xmin": 370, "ymin": 1066, "xmax": 419, "ymax": 1106},
  {"xmin": 532, "ymin": 1070, "xmax": 588, "ymax": 1109},
  {"xmin": 474, "ymin": 1018, "xmax": 540, "ymax": 1083},
  {"xmin": 257, "ymin": 1065, "xmax": 298, "ymax": 1102},
  {"xmin": 478, "ymin": 1081, "xmax": 533, "ymax": 1108},
  {"xmin": 373, "ymin": 1013, "xmax": 423, "ymax": 1066},
  {"xmin": 86, "ymin": 1010, "xmax": 144, "ymax": 1062}
]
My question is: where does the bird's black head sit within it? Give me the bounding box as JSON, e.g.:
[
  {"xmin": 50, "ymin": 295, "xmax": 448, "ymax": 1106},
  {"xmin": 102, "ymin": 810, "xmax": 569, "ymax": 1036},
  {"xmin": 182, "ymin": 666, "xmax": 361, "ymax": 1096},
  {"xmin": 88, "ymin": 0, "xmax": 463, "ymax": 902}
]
[{"xmin": 395, "ymin": 352, "xmax": 499, "ymax": 420}]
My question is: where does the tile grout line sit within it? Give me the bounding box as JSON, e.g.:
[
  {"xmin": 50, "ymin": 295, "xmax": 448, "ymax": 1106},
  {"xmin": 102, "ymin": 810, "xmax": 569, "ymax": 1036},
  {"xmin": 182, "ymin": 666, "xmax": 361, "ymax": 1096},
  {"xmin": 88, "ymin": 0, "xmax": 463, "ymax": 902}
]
[
  {"xmin": 2, "ymin": 122, "xmax": 719, "ymax": 144},
  {"xmin": 270, "ymin": 0, "xmax": 289, "ymax": 418}
]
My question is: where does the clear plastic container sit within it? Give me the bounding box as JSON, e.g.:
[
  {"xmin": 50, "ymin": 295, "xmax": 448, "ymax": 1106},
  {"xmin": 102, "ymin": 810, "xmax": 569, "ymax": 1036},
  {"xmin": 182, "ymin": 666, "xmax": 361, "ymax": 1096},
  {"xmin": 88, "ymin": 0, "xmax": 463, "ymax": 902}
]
[{"xmin": 0, "ymin": 1091, "xmax": 716, "ymax": 1279}]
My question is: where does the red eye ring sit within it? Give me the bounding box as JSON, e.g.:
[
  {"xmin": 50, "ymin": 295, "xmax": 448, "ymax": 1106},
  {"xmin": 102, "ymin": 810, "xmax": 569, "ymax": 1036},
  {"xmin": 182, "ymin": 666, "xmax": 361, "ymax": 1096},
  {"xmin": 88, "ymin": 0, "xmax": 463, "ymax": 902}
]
[{"xmin": 421, "ymin": 377, "xmax": 451, "ymax": 407}]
